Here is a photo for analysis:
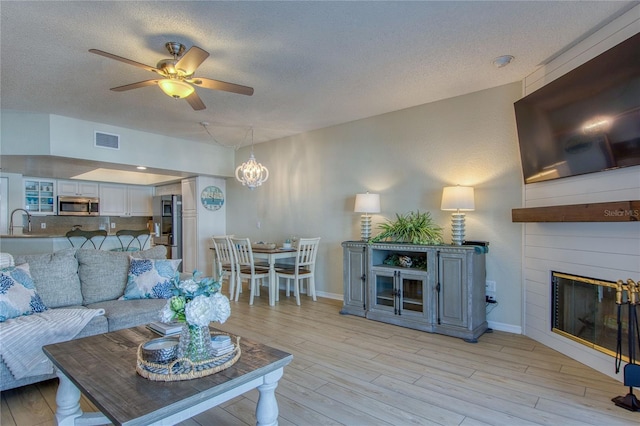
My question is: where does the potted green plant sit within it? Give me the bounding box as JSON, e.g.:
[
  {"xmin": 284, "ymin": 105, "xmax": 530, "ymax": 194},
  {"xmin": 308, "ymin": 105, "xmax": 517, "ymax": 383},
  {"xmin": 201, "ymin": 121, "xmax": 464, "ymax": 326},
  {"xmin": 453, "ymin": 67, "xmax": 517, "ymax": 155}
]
[{"xmin": 370, "ymin": 210, "xmax": 443, "ymax": 245}]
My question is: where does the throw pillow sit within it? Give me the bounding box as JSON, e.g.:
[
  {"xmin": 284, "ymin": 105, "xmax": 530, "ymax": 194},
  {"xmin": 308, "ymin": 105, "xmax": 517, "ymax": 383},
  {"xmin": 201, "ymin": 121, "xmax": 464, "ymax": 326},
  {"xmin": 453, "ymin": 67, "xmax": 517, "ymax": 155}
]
[
  {"xmin": 77, "ymin": 245, "xmax": 167, "ymax": 304},
  {"xmin": 0, "ymin": 263, "xmax": 47, "ymax": 322},
  {"xmin": 122, "ymin": 258, "xmax": 182, "ymax": 300},
  {"xmin": 14, "ymin": 248, "xmax": 82, "ymax": 308}
]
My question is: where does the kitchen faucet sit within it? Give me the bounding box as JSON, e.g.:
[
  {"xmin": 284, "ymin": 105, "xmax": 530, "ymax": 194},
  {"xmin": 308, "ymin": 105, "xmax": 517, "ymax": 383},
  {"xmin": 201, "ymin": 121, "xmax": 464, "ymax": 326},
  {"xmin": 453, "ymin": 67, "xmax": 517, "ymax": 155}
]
[{"xmin": 9, "ymin": 208, "xmax": 32, "ymax": 235}]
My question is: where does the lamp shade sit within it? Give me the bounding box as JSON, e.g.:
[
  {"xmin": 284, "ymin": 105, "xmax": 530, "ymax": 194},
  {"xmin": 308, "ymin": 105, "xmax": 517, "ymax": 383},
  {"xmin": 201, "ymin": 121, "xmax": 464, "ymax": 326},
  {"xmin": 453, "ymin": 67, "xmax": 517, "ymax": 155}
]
[
  {"xmin": 157, "ymin": 79, "xmax": 194, "ymax": 99},
  {"xmin": 354, "ymin": 193, "xmax": 380, "ymax": 213},
  {"xmin": 441, "ymin": 186, "xmax": 475, "ymax": 211}
]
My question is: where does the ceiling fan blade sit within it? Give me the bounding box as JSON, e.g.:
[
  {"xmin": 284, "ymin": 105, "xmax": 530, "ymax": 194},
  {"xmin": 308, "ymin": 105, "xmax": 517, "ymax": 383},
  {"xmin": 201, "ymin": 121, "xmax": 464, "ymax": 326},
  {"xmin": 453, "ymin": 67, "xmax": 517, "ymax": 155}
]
[
  {"xmin": 185, "ymin": 91, "xmax": 206, "ymax": 111},
  {"xmin": 89, "ymin": 49, "xmax": 160, "ymax": 73},
  {"xmin": 110, "ymin": 80, "xmax": 159, "ymax": 92},
  {"xmin": 189, "ymin": 77, "xmax": 254, "ymax": 96},
  {"xmin": 175, "ymin": 46, "xmax": 209, "ymax": 75}
]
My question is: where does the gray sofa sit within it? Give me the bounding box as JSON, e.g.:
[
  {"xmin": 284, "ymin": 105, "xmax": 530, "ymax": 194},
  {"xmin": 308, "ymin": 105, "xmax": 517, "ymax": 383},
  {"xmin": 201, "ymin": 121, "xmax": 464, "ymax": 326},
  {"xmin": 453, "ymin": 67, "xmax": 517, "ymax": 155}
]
[{"xmin": 0, "ymin": 245, "xmax": 172, "ymax": 391}]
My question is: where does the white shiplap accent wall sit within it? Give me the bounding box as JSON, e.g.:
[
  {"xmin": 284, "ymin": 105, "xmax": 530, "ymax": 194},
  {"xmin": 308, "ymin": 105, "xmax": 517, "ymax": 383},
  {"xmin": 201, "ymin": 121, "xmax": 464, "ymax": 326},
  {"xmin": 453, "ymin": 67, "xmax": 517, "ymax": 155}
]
[{"xmin": 521, "ymin": 6, "xmax": 640, "ymax": 380}]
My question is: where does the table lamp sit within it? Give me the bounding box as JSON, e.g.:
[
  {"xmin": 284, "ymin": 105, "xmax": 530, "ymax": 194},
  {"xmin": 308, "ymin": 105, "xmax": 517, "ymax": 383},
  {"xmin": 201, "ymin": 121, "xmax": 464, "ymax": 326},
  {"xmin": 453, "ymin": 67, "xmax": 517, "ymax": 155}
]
[
  {"xmin": 441, "ymin": 186, "xmax": 475, "ymax": 245},
  {"xmin": 354, "ymin": 192, "xmax": 380, "ymax": 241}
]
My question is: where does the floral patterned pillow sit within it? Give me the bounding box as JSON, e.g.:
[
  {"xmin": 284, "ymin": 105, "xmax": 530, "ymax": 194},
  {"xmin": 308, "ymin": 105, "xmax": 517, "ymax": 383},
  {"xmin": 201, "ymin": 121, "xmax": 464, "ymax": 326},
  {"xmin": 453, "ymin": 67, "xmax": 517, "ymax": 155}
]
[
  {"xmin": 122, "ymin": 258, "xmax": 182, "ymax": 300},
  {"xmin": 0, "ymin": 263, "xmax": 48, "ymax": 322}
]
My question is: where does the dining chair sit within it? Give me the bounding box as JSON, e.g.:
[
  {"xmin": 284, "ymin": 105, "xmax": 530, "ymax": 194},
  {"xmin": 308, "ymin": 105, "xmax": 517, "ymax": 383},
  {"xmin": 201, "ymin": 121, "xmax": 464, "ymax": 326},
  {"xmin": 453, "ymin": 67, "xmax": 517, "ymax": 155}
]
[
  {"xmin": 275, "ymin": 237, "xmax": 321, "ymax": 305},
  {"xmin": 211, "ymin": 235, "xmax": 237, "ymax": 299},
  {"xmin": 230, "ymin": 237, "xmax": 270, "ymax": 305},
  {"xmin": 115, "ymin": 229, "xmax": 150, "ymax": 251},
  {"xmin": 66, "ymin": 229, "xmax": 108, "ymax": 249}
]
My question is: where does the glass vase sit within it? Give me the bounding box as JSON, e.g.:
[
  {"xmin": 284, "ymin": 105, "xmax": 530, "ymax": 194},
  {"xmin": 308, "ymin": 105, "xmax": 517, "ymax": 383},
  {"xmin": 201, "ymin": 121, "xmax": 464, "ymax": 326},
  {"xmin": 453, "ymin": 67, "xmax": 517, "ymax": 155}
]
[{"xmin": 177, "ymin": 324, "xmax": 212, "ymax": 362}]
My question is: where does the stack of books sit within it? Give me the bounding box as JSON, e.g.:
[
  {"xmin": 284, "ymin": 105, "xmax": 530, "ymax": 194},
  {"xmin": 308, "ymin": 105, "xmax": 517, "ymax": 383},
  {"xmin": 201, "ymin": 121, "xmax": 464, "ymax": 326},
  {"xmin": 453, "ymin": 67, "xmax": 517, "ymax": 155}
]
[
  {"xmin": 147, "ymin": 321, "xmax": 183, "ymax": 336},
  {"xmin": 210, "ymin": 335, "xmax": 234, "ymax": 356}
]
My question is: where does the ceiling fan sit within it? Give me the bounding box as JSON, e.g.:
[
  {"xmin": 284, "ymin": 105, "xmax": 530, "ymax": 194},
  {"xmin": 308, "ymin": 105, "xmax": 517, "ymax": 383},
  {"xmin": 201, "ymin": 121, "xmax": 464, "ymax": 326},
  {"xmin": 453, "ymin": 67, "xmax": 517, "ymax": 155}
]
[{"xmin": 89, "ymin": 42, "xmax": 254, "ymax": 111}]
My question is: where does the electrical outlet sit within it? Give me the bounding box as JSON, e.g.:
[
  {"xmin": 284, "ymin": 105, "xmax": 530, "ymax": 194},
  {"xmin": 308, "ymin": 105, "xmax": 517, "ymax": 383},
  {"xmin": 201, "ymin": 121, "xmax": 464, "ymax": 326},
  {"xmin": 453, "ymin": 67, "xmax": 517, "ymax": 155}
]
[
  {"xmin": 486, "ymin": 280, "xmax": 496, "ymax": 293},
  {"xmin": 256, "ymin": 221, "xmax": 261, "ymax": 229},
  {"xmin": 111, "ymin": 222, "xmax": 116, "ymax": 229},
  {"xmin": 41, "ymin": 223, "xmax": 46, "ymax": 229},
  {"xmin": 99, "ymin": 224, "xmax": 106, "ymax": 230}
]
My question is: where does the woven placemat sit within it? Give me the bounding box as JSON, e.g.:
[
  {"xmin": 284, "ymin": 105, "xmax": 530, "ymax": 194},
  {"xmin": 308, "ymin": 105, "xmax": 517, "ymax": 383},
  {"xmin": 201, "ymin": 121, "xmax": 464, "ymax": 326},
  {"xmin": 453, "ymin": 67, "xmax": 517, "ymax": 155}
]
[{"xmin": 136, "ymin": 335, "xmax": 241, "ymax": 381}]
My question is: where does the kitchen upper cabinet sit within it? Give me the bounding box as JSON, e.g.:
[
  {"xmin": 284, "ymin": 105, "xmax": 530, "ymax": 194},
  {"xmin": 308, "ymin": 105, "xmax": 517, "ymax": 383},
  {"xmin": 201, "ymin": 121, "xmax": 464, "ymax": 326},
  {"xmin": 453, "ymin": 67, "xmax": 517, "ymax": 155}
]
[
  {"xmin": 127, "ymin": 185, "xmax": 153, "ymax": 216},
  {"xmin": 57, "ymin": 180, "xmax": 99, "ymax": 197},
  {"xmin": 24, "ymin": 178, "xmax": 56, "ymax": 215},
  {"xmin": 99, "ymin": 184, "xmax": 153, "ymax": 216}
]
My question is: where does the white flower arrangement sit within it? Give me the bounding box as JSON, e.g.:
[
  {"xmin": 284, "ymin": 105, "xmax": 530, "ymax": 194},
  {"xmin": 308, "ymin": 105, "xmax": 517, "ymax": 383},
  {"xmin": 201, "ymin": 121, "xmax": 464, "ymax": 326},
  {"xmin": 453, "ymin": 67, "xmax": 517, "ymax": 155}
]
[{"xmin": 159, "ymin": 271, "xmax": 230, "ymax": 327}]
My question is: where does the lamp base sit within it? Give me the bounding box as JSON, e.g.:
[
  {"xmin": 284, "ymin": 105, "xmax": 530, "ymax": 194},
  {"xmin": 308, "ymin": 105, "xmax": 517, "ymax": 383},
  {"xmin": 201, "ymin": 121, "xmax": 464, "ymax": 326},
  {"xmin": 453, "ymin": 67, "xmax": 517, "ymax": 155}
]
[
  {"xmin": 360, "ymin": 214, "xmax": 372, "ymax": 241},
  {"xmin": 450, "ymin": 212, "xmax": 466, "ymax": 245}
]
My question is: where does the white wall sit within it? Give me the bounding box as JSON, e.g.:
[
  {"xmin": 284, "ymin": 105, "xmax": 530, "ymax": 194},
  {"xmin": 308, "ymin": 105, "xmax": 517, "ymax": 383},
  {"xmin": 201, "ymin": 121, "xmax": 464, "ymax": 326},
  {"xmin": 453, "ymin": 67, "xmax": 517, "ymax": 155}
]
[
  {"xmin": 520, "ymin": 7, "xmax": 640, "ymax": 380},
  {"xmin": 1, "ymin": 113, "xmax": 236, "ymax": 178},
  {"xmin": 227, "ymin": 82, "xmax": 524, "ymax": 330},
  {"xmin": 0, "ymin": 111, "xmax": 50, "ymax": 154}
]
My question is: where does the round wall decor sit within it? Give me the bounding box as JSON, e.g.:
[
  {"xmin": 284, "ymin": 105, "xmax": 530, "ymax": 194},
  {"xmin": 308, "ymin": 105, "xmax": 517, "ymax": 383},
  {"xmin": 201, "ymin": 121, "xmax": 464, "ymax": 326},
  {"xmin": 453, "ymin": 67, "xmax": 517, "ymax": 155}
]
[{"xmin": 200, "ymin": 186, "xmax": 224, "ymax": 211}]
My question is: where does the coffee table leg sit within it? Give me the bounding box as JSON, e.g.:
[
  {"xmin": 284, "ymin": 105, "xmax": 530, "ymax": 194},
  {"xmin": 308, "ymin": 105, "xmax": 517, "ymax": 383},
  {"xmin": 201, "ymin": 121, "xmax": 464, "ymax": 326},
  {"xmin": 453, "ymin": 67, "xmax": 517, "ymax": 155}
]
[
  {"xmin": 255, "ymin": 368, "xmax": 283, "ymax": 426},
  {"xmin": 54, "ymin": 369, "xmax": 110, "ymax": 426},
  {"xmin": 55, "ymin": 369, "xmax": 83, "ymax": 426}
]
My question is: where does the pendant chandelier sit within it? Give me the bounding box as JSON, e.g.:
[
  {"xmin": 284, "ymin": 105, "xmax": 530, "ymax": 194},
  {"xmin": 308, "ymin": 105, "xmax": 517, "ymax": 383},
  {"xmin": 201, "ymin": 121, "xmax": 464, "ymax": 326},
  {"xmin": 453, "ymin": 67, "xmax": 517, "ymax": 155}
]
[{"xmin": 235, "ymin": 127, "xmax": 269, "ymax": 189}]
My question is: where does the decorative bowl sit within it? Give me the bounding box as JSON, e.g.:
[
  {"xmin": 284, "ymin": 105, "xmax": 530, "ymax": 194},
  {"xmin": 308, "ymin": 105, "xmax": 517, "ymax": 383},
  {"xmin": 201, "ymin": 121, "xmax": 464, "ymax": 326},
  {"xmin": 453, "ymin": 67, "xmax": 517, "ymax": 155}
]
[
  {"xmin": 141, "ymin": 336, "xmax": 179, "ymax": 363},
  {"xmin": 252, "ymin": 242, "xmax": 276, "ymax": 250}
]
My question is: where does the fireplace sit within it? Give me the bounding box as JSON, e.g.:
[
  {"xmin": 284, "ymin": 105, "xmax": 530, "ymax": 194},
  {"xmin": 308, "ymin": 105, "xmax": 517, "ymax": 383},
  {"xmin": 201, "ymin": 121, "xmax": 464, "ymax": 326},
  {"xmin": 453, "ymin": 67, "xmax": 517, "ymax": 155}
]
[{"xmin": 552, "ymin": 271, "xmax": 633, "ymax": 361}]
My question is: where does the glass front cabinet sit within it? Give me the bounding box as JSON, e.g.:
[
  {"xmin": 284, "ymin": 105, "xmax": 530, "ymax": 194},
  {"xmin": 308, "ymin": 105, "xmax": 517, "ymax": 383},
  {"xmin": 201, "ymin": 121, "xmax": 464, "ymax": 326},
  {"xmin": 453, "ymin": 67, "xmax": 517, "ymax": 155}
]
[
  {"xmin": 366, "ymin": 245, "xmax": 433, "ymax": 331},
  {"xmin": 24, "ymin": 178, "xmax": 56, "ymax": 214},
  {"xmin": 370, "ymin": 266, "xmax": 429, "ymax": 319}
]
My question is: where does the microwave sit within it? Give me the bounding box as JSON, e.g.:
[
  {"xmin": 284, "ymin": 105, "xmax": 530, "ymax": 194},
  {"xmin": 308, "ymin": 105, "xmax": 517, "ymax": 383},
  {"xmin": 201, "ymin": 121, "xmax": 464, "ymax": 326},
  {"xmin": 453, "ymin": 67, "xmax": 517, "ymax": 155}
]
[{"xmin": 58, "ymin": 196, "xmax": 100, "ymax": 216}]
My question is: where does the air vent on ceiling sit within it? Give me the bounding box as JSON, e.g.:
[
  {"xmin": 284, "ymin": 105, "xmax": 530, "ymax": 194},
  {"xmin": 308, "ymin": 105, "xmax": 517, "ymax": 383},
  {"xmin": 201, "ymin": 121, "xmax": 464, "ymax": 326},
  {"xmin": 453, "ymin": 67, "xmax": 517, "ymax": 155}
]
[{"xmin": 94, "ymin": 131, "xmax": 120, "ymax": 150}]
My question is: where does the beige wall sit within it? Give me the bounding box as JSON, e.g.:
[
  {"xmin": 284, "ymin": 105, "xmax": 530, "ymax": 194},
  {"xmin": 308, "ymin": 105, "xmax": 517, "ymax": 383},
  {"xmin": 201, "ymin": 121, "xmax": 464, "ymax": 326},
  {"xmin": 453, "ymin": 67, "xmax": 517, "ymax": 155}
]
[{"xmin": 227, "ymin": 82, "xmax": 524, "ymax": 331}]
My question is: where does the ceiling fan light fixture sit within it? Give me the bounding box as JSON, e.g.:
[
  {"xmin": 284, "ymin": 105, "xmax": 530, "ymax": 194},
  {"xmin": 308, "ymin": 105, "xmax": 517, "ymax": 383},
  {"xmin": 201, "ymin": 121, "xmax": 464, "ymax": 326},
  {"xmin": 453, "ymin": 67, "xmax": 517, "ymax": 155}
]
[{"xmin": 157, "ymin": 79, "xmax": 194, "ymax": 99}]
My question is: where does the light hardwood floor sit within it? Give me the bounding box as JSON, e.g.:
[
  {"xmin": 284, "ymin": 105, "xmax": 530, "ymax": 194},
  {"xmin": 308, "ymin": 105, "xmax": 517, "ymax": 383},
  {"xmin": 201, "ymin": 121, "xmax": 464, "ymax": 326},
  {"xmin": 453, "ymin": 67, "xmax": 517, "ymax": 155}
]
[{"xmin": 2, "ymin": 289, "xmax": 639, "ymax": 426}]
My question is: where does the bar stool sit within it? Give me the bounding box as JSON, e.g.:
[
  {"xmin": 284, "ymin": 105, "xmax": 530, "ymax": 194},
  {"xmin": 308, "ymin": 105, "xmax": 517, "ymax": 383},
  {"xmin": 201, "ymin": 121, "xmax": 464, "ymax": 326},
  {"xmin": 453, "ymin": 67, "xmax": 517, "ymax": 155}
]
[
  {"xmin": 115, "ymin": 229, "xmax": 150, "ymax": 251},
  {"xmin": 66, "ymin": 229, "xmax": 108, "ymax": 249}
]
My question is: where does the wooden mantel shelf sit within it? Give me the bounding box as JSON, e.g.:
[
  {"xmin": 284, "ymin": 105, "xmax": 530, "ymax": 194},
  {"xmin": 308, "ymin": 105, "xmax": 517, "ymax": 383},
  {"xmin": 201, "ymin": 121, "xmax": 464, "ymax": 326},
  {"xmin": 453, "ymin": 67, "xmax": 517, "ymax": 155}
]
[{"xmin": 512, "ymin": 200, "xmax": 640, "ymax": 223}]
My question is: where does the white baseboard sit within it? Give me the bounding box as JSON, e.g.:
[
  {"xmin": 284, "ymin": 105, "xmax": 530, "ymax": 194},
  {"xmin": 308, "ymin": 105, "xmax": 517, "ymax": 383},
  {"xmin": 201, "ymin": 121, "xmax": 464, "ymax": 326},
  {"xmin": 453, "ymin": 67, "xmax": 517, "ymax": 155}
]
[
  {"xmin": 317, "ymin": 291, "xmax": 343, "ymax": 301},
  {"xmin": 487, "ymin": 320, "xmax": 522, "ymax": 334}
]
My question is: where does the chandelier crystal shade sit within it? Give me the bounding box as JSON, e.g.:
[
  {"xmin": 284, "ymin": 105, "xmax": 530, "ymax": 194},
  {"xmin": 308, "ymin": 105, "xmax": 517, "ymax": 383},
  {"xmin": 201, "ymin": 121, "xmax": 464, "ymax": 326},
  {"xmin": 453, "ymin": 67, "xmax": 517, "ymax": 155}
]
[
  {"xmin": 157, "ymin": 79, "xmax": 194, "ymax": 99},
  {"xmin": 235, "ymin": 128, "xmax": 269, "ymax": 189},
  {"xmin": 235, "ymin": 153, "xmax": 269, "ymax": 189}
]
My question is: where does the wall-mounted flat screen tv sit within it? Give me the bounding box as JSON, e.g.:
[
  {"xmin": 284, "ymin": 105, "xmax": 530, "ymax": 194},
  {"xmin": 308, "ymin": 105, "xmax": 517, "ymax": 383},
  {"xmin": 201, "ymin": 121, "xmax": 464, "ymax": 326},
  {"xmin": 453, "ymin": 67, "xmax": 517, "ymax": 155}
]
[{"xmin": 514, "ymin": 32, "xmax": 640, "ymax": 184}]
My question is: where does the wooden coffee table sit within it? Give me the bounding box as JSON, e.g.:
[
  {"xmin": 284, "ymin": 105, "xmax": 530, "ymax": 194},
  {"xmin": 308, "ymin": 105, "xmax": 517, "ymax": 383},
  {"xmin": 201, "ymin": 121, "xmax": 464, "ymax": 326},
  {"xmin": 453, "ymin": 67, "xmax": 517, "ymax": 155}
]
[{"xmin": 43, "ymin": 326, "xmax": 292, "ymax": 426}]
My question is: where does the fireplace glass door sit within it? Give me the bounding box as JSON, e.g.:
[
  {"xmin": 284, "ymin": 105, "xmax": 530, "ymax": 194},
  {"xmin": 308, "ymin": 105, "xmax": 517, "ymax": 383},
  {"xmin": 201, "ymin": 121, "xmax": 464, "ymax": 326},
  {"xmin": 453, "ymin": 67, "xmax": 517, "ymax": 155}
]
[{"xmin": 552, "ymin": 272, "xmax": 630, "ymax": 359}]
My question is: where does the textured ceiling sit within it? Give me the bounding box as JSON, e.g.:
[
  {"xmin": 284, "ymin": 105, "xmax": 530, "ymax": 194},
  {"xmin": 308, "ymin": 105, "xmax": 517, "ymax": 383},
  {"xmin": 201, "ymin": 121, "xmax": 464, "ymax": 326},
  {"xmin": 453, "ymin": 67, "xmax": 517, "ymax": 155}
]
[{"xmin": 0, "ymin": 1, "xmax": 636, "ymax": 148}]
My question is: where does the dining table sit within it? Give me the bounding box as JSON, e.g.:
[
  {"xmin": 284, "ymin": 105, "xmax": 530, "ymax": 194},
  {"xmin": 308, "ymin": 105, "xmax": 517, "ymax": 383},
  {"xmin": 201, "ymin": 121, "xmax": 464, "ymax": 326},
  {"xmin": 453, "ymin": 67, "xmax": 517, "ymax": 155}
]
[{"xmin": 252, "ymin": 246, "xmax": 298, "ymax": 306}]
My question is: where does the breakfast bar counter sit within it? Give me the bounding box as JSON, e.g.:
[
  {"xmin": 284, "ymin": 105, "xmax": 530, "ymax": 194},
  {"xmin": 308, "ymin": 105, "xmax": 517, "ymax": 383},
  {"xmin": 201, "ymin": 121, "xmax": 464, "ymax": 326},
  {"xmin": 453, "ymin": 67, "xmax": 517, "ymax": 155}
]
[{"xmin": 0, "ymin": 234, "xmax": 152, "ymax": 255}]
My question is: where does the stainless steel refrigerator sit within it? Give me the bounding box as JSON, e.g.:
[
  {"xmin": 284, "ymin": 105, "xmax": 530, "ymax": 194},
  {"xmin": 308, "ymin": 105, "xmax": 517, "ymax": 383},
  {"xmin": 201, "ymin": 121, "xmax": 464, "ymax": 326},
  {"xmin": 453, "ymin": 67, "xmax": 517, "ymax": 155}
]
[{"xmin": 152, "ymin": 195, "xmax": 182, "ymax": 270}]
